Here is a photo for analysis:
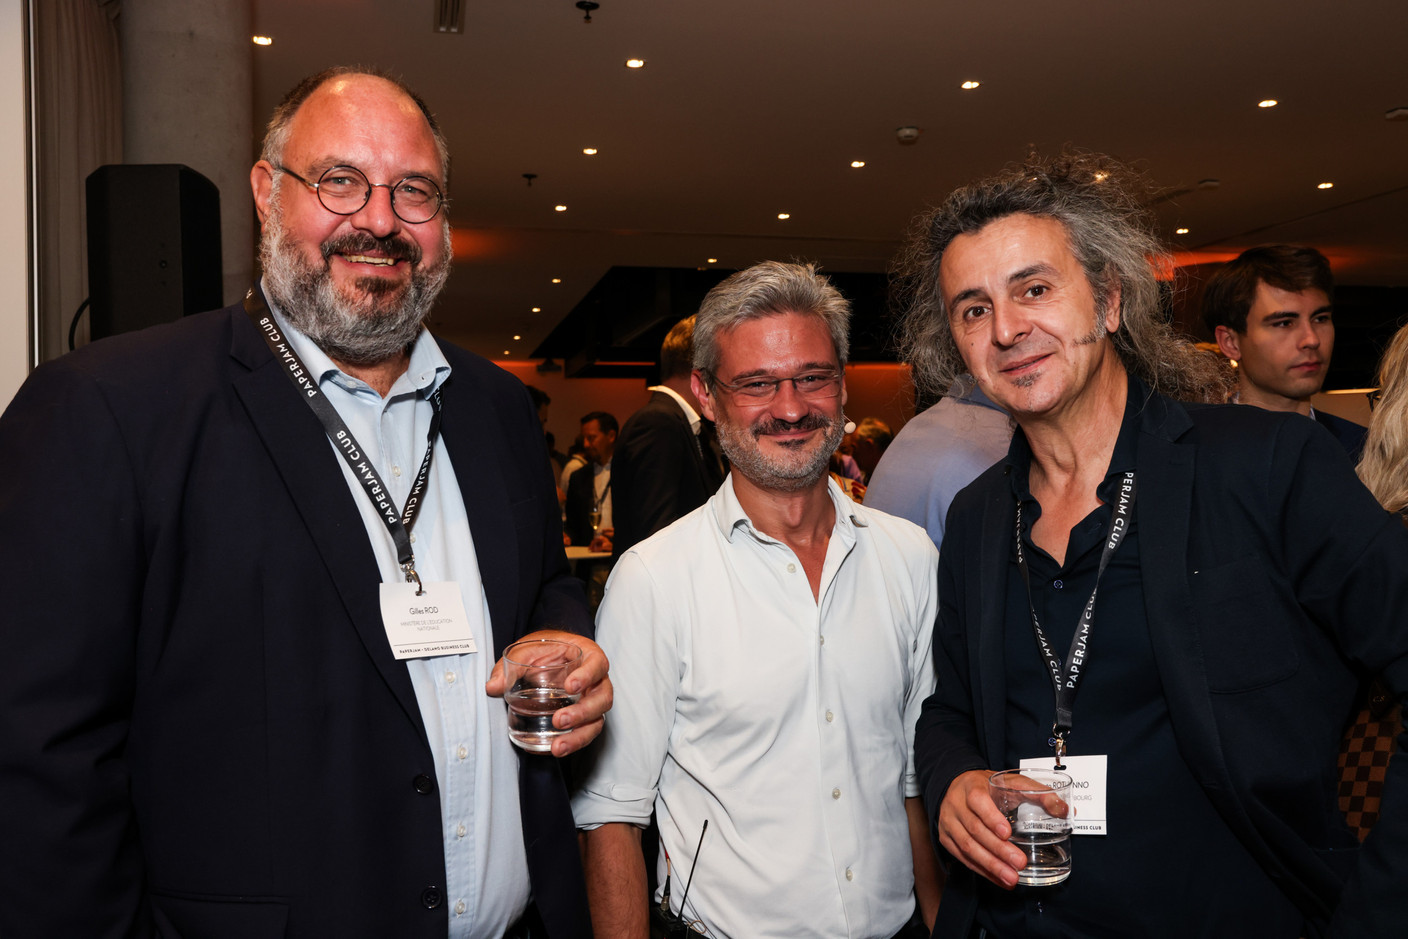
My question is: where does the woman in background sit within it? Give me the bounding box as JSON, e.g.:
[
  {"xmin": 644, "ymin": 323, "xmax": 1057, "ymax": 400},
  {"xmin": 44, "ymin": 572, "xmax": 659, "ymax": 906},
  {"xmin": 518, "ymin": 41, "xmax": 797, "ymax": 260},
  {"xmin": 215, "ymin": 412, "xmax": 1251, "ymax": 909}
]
[{"xmin": 1358, "ymin": 321, "xmax": 1408, "ymax": 519}]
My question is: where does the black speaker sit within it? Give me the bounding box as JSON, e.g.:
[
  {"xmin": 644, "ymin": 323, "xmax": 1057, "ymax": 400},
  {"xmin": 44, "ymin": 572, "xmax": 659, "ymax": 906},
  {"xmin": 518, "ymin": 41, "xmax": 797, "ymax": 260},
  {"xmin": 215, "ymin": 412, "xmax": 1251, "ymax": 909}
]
[{"xmin": 86, "ymin": 164, "xmax": 223, "ymax": 340}]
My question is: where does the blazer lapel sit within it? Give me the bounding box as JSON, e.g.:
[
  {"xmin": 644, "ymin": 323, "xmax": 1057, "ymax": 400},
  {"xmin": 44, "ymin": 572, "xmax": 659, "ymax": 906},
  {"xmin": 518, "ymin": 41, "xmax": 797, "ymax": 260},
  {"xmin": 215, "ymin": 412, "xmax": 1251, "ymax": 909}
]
[
  {"xmin": 976, "ymin": 480, "xmax": 1012, "ymax": 765},
  {"xmin": 437, "ymin": 366, "xmax": 520, "ymax": 662},
  {"xmin": 228, "ymin": 308, "xmax": 428, "ymax": 738},
  {"xmin": 1136, "ymin": 407, "xmax": 1235, "ymax": 796}
]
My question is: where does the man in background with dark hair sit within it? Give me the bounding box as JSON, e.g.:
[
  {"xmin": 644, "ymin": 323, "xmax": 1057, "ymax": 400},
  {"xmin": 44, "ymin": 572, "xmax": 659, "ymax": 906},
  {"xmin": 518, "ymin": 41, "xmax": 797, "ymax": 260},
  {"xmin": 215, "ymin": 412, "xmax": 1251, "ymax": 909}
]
[
  {"xmin": 610, "ymin": 315, "xmax": 727, "ymax": 557},
  {"xmin": 1202, "ymin": 244, "xmax": 1367, "ymax": 456}
]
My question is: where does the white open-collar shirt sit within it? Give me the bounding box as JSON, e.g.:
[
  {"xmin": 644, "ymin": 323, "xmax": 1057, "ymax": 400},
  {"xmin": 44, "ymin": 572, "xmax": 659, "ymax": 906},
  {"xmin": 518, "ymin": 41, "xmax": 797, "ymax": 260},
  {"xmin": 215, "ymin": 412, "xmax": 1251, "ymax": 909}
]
[{"xmin": 573, "ymin": 475, "xmax": 938, "ymax": 939}]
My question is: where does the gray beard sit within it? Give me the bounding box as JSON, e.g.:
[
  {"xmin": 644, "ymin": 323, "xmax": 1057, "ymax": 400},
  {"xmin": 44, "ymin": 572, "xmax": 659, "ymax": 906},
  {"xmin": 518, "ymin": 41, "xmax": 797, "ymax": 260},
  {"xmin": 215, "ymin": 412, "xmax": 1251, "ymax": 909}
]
[
  {"xmin": 260, "ymin": 198, "xmax": 452, "ymax": 366},
  {"xmin": 716, "ymin": 409, "xmax": 844, "ymax": 493}
]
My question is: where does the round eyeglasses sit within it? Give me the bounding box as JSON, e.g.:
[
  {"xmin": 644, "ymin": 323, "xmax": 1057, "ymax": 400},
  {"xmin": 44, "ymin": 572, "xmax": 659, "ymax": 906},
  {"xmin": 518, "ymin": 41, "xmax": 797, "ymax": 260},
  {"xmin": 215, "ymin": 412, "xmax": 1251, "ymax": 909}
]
[{"xmin": 276, "ymin": 164, "xmax": 446, "ymax": 224}]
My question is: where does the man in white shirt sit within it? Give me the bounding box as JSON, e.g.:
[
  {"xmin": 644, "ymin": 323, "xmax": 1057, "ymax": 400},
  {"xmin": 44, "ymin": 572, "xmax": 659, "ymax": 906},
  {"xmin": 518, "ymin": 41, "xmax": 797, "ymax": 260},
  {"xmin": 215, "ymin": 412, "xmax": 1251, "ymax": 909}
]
[{"xmin": 574, "ymin": 261, "xmax": 942, "ymax": 939}]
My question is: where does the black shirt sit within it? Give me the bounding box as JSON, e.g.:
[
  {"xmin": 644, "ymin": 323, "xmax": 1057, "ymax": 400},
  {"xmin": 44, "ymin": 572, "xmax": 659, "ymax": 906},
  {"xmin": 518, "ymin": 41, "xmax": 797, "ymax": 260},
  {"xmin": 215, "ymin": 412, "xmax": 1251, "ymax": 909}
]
[{"xmin": 976, "ymin": 376, "xmax": 1302, "ymax": 938}]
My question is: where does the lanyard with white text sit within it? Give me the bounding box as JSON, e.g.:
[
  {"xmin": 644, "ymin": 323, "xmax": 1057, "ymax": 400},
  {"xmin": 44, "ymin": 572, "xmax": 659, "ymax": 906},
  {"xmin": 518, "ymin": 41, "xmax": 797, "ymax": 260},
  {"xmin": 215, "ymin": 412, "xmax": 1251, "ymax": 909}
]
[
  {"xmin": 1014, "ymin": 470, "xmax": 1136, "ymax": 769},
  {"xmin": 243, "ymin": 286, "xmax": 441, "ymax": 594}
]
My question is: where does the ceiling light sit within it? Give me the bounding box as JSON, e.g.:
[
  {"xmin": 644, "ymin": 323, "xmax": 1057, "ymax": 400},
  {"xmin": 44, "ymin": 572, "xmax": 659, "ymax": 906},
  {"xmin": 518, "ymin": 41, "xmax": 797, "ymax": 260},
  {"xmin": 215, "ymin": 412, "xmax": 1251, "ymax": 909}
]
[
  {"xmin": 583, "ymin": 148, "xmax": 598, "ymax": 155},
  {"xmin": 503, "ymin": 350, "xmax": 511, "ymax": 356},
  {"xmin": 1175, "ymin": 227, "xmax": 1190, "ymax": 235},
  {"xmin": 1258, "ymin": 99, "xmax": 1278, "ymax": 108},
  {"xmin": 551, "ymin": 277, "xmax": 562, "ymax": 284},
  {"xmin": 1092, "ymin": 171, "xmax": 1109, "ymax": 182},
  {"xmin": 850, "ymin": 160, "xmax": 865, "ymax": 168},
  {"xmin": 1317, "ymin": 181, "xmax": 1334, "ymax": 189},
  {"xmin": 625, "ymin": 58, "xmax": 645, "ymax": 69},
  {"xmin": 554, "ymin": 204, "xmax": 567, "ymax": 212},
  {"xmin": 961, "ymin": 80, "xmax": 980, "ymax": 90},
  {"xmin": 707, "ymin": 258, "xmax": 718, "ymax": 264},
  {"xmin": 777, "ymin": 212, "xmax": 790, "ymax": 220},
  {"xmin": 513, "ymin": 335, "xmax": 522, "ymax": 341},
  {"xmin": 252, "ymin": 35, "xmax": 273, "ymax": 46},
  {"xmin": 531, "ymin": 307, "xmax": 542, "ymax": 313}
]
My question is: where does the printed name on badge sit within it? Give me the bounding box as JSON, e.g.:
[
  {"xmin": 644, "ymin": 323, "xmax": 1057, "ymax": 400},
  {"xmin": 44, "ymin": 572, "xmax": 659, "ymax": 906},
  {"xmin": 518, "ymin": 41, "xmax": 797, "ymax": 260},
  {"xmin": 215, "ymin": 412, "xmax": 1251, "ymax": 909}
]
[
  {"xmin": 1021, "ymin": 753, "xmax": 1108, "ymax": 835},
  {"xmin": 380, "ymin": 581, "xmax": 478, "ymax": 660}
]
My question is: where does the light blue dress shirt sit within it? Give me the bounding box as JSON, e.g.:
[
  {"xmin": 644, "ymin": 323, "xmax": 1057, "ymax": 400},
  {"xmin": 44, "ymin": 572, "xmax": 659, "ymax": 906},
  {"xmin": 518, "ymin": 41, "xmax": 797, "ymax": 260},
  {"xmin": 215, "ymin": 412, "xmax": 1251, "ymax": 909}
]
[{"xmin": 268, "ymin": 293, "xmax": 530, "ymax": 938}]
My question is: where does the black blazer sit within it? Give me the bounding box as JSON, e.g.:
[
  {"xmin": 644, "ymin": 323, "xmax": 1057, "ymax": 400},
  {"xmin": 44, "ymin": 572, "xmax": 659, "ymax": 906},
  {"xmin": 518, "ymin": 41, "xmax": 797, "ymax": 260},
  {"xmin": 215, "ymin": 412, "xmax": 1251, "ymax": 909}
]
[
  {"xmin": 916, "ymin": 389, "xmax": 1408, "ymax": 939},
  {"xmin": 563, "ymin": 460, "xmax": 606, "ymax": 548},
  {"xmin": 0, "ymin": 304, "xmax": 594, "ymax": 938},
  {"xmin": 610, "ymin": 390, "xmax": 724, "ymax": 556}
]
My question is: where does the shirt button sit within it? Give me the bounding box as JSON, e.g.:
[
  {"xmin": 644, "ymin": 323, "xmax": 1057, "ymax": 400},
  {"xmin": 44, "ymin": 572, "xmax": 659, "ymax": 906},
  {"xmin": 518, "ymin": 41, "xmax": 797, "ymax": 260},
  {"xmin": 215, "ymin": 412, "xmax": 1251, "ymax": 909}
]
[
  {"xmin": 456, "ymin": 824, "xmax": 466, "ymax": 838},
  {"xmin": 409, "ymin": 532, "xmax": 417, "ymax": 543},
  {"xmin": 421, "ymin": 886, "xmax": 443, "ymax": 909},
  {"xmin": 825, "ymin": 710, "xmax": 834, "ymax": 722},
  {"xmin": 454, "ymin": 900, "xmax": 467, "ymax": 915},
  {"xmin": 819, "ymin": 636, "xmax": 825, "ymax": 646},
  {"xmin": 413, "ymin": 774, "xmax": 435, "ymax": 794},
  {"xmin": 457, "ymin": 745, "xmax": 468, "ymax": 760},
  {"xmin": 445, "ymin": 670, "xmax": 457, "ymax": 684},
  {"xmin": 1053, "ymin": 579, "xmax": 1064, "ymax": 589},
  {"xmin": 845, "ymin": 868, "xmax": 854, "ymax": 881},
  {"xmin": 393, "ymin": 465, "xmax": 403, "ymax": 477},
  {"xmin": 832, "ymin": 787, "xmax": 841, "ymax": 800},
  {"xmin": 787, "ymin": 562, "xmax": 797, "ymax": 573}
]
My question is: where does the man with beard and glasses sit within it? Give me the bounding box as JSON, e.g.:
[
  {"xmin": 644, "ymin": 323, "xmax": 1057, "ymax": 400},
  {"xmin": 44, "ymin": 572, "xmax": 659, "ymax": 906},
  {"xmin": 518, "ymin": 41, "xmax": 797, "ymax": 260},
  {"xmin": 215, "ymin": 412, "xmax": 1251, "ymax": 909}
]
[
  {"xmin": 0, "ymin": 67, "xmax": 608, "ymax": 939},
  {"xmin": 573, "ymin": 261, "xmax": 943, "ymax": 939}
]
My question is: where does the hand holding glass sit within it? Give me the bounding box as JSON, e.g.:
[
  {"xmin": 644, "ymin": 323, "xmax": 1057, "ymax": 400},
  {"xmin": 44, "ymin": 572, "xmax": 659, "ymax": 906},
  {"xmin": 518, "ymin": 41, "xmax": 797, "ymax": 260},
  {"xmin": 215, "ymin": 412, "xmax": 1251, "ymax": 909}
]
[
  {"xmin": 987, "ymin": 768, "xmax": 1074, "ymax": 886},
  {"xmin": 503, "ymin": 638, "xmax": 584, "ymax": 752}
]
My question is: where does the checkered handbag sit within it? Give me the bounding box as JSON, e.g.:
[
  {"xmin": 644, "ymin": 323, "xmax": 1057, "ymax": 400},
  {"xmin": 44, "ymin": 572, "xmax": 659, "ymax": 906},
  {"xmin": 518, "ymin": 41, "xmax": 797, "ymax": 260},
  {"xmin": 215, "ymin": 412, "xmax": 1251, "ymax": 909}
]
[{"xmin": 1337, "ymin": 680, "xmax": 1399, "ymax": 841}]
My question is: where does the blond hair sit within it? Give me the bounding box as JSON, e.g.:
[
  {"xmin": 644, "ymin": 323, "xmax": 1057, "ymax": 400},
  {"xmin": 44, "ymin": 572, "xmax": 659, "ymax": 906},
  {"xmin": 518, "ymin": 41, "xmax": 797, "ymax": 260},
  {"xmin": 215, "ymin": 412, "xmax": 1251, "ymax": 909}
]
[{"xmin": 1357, "ymin": 321, "xmax": 1408, "ymax": 515}]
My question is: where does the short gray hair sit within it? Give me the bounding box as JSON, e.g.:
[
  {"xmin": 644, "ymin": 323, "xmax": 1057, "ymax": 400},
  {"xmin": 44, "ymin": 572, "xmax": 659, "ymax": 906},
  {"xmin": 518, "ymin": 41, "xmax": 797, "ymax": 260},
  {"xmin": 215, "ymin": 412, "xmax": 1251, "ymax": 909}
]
[
  {"xmin": 693, "ymin": 261, "xmax": 851, "ymax": 379},
  {"xmin": 894, "ymin": 151, "xmax": 1230, "ymax": 403}
]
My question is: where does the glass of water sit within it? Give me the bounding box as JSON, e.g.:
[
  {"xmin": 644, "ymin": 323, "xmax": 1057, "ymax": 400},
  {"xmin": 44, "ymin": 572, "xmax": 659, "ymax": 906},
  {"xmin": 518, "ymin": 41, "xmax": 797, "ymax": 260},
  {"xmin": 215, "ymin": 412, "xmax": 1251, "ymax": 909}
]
[
  {"xmin": 987, "ymin": 768, "xmax": 1074, "ymax": 886},
  {"xmin": 503, "ymin": 638, "xmax": 584, "ymax": 752}
]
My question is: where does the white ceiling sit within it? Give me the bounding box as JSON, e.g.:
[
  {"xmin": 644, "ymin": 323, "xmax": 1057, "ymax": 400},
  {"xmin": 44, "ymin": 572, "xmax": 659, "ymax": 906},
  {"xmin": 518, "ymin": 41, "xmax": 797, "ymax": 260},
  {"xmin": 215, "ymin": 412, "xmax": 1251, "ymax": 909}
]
[{"xmin": 251, "ymin": 0, "xmax": 1408, "ymax": 362}]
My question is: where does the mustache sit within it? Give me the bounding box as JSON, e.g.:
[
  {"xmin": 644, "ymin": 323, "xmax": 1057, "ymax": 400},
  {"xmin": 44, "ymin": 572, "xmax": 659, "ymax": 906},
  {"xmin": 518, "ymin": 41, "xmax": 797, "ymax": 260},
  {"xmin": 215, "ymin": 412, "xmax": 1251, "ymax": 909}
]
[
  {"xmin": 320, "ymin": 231, "xmax": 422, "ymax": 265},
  {"xmin": 752, "ymin": 412, "xmax": 834, "ymax": 437}
]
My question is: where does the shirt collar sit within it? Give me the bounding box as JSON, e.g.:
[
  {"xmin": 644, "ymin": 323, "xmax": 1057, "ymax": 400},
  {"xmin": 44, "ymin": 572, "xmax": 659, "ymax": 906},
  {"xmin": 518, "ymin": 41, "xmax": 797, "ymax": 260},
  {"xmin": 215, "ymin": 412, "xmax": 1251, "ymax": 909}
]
[
  {"xmin": 261, "ymin": 277, "xmax": 452, "ymax": 400},
  {"xmin": 648, "ymin": 384, "xmax": 702, "ymax": 433},
  {"xmin": 1004, "ymin": 371, "xmax": 1150, "ymax": 504},
  {"xmin": 709, "ymin": 473, "xmax": 867, "ymax": 545}
]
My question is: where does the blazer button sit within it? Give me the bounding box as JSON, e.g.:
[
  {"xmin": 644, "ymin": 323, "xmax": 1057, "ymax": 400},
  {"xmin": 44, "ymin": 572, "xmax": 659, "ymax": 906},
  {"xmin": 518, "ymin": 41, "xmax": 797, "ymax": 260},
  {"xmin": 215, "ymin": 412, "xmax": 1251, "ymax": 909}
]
[
  {"xmin": 413, "ymin": 774, "xmax": 435, "ymax": 794},
  {"xmin": 421, "ymin": 885, "xmax": 443, "ymax": 909}
]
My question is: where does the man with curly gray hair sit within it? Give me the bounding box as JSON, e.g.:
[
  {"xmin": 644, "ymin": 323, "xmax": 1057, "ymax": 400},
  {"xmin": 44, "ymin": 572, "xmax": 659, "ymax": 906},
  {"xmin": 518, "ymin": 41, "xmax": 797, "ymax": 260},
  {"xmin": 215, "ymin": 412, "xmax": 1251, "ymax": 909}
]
[{"xmin": 904, "ymin": 153, "xmax": 1408, "ymax": 938}]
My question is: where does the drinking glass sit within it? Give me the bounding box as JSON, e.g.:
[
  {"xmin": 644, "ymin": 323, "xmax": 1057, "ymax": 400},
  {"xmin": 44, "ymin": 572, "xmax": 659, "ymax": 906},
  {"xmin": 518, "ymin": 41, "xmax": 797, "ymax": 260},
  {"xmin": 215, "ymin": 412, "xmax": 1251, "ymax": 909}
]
[
  {"xmin": 987, "ymin": 768, "xmax": 1074, "ymax": 886},
  {"xmin": 503, "ymin": 638, "xmax": 583, "ymax": 752}
]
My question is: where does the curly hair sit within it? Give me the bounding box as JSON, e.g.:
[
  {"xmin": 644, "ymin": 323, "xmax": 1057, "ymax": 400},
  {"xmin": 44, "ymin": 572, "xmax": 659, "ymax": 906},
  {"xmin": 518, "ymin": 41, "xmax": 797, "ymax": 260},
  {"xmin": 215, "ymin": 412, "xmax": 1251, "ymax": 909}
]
[
  {"xmin": 1358, "ymin": 320, "xmax": 1408, "ymax": 515},
  {"xmin": 894, "ymin": 151, "xmax": 1231, "ymax": 404}
]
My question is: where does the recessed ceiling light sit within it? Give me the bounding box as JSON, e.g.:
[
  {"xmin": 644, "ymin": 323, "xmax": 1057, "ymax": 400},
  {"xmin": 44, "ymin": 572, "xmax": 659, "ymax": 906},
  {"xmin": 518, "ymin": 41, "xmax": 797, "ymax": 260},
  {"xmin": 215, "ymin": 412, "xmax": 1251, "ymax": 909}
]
[
  {"xmin": 1175, "ymin": 227, "xmax": 1190, "ymax": 235},
  {"xmin": 1092, "ymin": 171, "xmax": 1109, "ymax": 182},
  {"xmin": 1258, "ymin": 99, "xmax": 1278, "ymax": 108},
  {"xmin": 961, "ymin": 80, "xmax": 980, "ymax": 90},
  {"xmin": 252, "ymin": 35, "xmax": 273, "ymax": 46},
  {"xmin": 583, "ymin": 148, "xmax": 598, "ymax": 156},
  {"xmin": 707, "ymin": 258, "xmax": 718, "ymax": 264},
  {"xmin": 625, "ymin": 58, "xmax": 645, "ymax": 69},
  {"xmin": 777, "ymin": 212, "xmax": 790, "ymax": 220},
  {"xmin": 1317, "ymin": 181, "xmax": 1334, "ymax": 189},
  {"xmin": 850, "ymin": 160, "xmax": 865, "ymax": 168},
  {"xmin": 554, "ymin": 204, "xmax": 567, "ymax": 212},
  {"xmin": 551, "ymin": 277, "xmax": 562, "ymax": 284},
  {"xmin": 504, "ymin": 350, "xmax": 511, "ymax": 356},
  {"xmin": 531, "ymin": 307, "xmax": 542, "ymax": 313},
  {"xmin": 513, "ymin": 335, "xmax": 522, "ymax": 341}
]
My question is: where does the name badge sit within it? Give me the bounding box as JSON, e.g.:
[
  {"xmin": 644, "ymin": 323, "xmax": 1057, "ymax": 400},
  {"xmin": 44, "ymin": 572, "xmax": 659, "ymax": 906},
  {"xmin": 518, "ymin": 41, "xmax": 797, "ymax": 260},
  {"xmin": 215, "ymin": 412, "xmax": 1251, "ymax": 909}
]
[
  {"xmin": 1021, "ymin": 753, "xmax": 1108, "ymax": 835},
  {"xmin": 379, "ymin": 581, "xmax": 478, "ymax": 660}
]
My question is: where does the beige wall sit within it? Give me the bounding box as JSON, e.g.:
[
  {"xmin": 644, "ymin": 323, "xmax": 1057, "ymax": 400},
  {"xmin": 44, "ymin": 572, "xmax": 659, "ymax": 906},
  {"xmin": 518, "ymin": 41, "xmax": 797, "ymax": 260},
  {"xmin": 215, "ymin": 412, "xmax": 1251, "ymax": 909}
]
[{"xmin": 0, "ymin": 0, "xmax": 32, "ymax": 409}]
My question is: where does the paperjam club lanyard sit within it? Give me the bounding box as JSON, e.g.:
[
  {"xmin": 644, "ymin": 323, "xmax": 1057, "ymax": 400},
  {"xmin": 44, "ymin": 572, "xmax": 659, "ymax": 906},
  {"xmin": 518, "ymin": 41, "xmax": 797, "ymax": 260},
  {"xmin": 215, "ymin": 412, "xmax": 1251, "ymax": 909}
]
[
  {"xmin": 243, "ymin": 286, "xmax": 441, "ymax": 595},
  {"xmin": 1014, "ymin": 470, "xmax": 1136, "ymax": 770}
]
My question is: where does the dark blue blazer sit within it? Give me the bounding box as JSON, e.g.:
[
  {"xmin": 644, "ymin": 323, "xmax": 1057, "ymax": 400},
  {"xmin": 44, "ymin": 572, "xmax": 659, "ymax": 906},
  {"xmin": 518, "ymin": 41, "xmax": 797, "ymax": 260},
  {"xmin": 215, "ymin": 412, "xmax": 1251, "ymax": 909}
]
[
  {"xmin": 0, "ymin": 304, "xmax": 594, "ymax": 938},
  {"xmin": 1313, "ymin": 408, "xmax": 1369, "ymax": 461},
  {"xmin": 917, "ymin": 388, "xmax": 1408, "ymax": 939}
]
